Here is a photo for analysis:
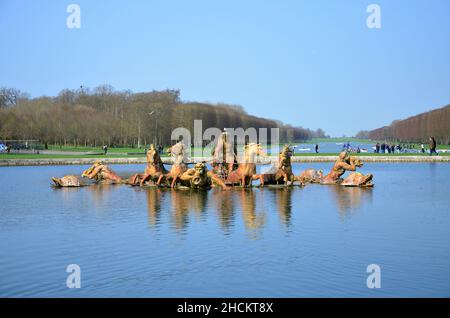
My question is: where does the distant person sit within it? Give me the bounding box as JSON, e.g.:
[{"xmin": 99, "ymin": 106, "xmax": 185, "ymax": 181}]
[
  {"xmin": 375, "ymin": 143, "xmax": 380, "ymax": 153},
  {"xmin": 421, "ymin": 144, "xmax": 425, "ymax": 153},
  {"xmin": 315, "ymin": 144, "xmax": 319, "ymax": 153},
  {"xmin": 103, "ymin": 145, "xmax": 108, "ymax": 155},
  {"xmin": 429, "ymin": 137, "xmax": 438, "ymax": 156},
  {"xmin": 380, "ymin": 143, "xmax": 385, "ymax": 153}
]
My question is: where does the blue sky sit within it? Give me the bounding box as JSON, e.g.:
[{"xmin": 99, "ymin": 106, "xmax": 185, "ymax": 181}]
[{"xmin": 1, "ymin": 0, "xmax": 449, "ymax": 136}]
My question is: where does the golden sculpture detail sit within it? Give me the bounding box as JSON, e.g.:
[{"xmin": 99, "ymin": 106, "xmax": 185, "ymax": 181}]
[
  {"xmin": 225, "ymin": 143, "xmax": 266, "ymax": 187},
  {"xmin": 297, "ymin": 151, "xmax": 373, "ymax": 187},
  {"xmin": 51, "ymin": 146, "xmax": 374, "ymax": 189},
  {"xmin": 256, "ymin": 144, "xmax": 296, "ymax": 186}
]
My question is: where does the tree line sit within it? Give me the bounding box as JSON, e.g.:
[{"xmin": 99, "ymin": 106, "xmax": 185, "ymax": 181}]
[
  {"xmin": 0, "ymin": 85, "xmax": 326, "ymax": 148},
  {"xmin": 367, "ymin": 104, "xmax": 450, "ymax": 144}
]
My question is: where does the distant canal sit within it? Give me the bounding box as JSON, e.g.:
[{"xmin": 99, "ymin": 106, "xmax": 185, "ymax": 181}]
[{"xmin": 0, "ymin": 163, "xmax": 449, "ymax": 297}]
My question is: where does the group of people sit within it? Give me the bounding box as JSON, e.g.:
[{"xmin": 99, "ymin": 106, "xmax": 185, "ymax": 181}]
[
  {"xmin": 0, "ymin": 143, "xmax": 10, "ymax": 153},
  {"xmin": 374, "ymin": 142, "xmax": 402, "ymax": 154},
  {"xmin": 374, "ymin": 137, "xmax": 439, "ymax": 155}
]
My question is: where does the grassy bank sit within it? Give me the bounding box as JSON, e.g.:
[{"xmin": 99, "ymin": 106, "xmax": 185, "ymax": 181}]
[
  {"xmin": 46, "ymin": 145, "xmax": 147, "ymax": 153},
  {"xmin": 0, "ymin": 153, "xmax": 146, "ymax": 159}
]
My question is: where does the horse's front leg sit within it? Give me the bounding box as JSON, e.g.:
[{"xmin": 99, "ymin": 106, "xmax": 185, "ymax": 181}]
[
  {"xmin": 156, "ymin": 174, "xmax": 164, "ymax": 185},
  {"xmin": 171, "ymin": 175, "xmax": 179, "ymax": 188},
  {"xmin": 241, "ymin": 176, "xmax": 246, "ymax": 188},
  {"xmin": 140, "ymin": 173, "xmax": 151, "ymax": 186},
  {"xmin": 247, "ymin": 176, "xmax": 253, "ymax": 187},
  {"xmin": 283, "ymin": 172, "xmax": 288, "ymax": 185},
  {"xmin": 253, "ymin": 174, "xmax": 264, "ymax": 187}
]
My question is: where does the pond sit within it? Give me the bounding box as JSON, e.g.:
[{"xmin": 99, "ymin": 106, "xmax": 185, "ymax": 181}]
[{"xmin": 0, "ymin": 163, "xmax": 449, "ymax": 297}]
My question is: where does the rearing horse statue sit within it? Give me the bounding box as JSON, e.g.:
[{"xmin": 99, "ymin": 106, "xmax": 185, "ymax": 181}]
[
  {"xmin": 255, "ymin": 144, "xmax": 295, "ymax": 186},
  {"xmin": 156, "ymin": 141, "xmax": 189, "ymax": 188},
  {"xmin": 226, "ymin": 143, "xmax": 266, "ymax": 187},
  {"xmin": 128, "ymin": 144, "xmax": 168, "ymax": 186}
]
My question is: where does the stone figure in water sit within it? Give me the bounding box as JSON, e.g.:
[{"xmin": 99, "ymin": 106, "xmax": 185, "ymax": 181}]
[
  {"xmin": 297, "ymin": 168, "xmax": 324, "ymax": 184},
  {"xmin": 52, "ymin": 160, "xmax": 124, "ymax": 187},
  {"xmin": 321, "ymin": 151, "xmax": 373, "ymax": 187},
  {"xmin": 129, "ymin": 144, "xmax": 168, "ymax": 186},
  {"xmin": 51, "ymin": 175, "xmax": 85, "ymax": 187},
  {"xmin": 81, "ymin": 160, "xmax": 124, "ymax": 184},
  {"xmin": 297, "ymin": 151, "xmax": 373, "ymax": 187},
  {"xmin": 226, "ymin": 143, "xmax": 266, "ymax": 187},
  {"xmin": 255, "ymin": 144, "xmax": 297, "ymax": 186},
  {"xmin": 175, "ymin": 162, "xmax": 229, "ymax": 190},
  {"xmin": 211, "ymin": 131, "xmax": 236, "ymax": 179},
  {"xmin": 156, "ymin": 141, "xmax": 189, "ymax": 188}
]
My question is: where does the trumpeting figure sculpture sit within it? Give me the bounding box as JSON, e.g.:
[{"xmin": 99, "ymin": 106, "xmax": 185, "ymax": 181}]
[
  {"xmin": 297, "ymin": 151, "xmax": 373, "ymax": 187},
  {"xmin": 176, "ymin": 162, "xmax": 229, "ymax": 190}
]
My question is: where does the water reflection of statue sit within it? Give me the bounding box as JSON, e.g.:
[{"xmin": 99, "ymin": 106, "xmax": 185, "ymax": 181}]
[
  {"xmin": 212, "ymin": 189, "xmax": 235, "ymax": 230},
  {"xmin": 240, "ymin": 190, "xmax": 265, "ymax": 231},
  {"xmin": 211, "ymin": 131, "xmax": 236, "ymax": 178},
  {"xmin": 146, "ymin": 188, "xmax": 164, "ymax": 227},
  {"xmin": 169, "ymin": 190, "xmax": 208, "ymax": 231},
  {"xmin": 274, "ymin": 188, "xmax": 292, "ymax": 227},
  {"xmin": 329, "ymin": 186, "xmax": 373, "ymax": 217}
]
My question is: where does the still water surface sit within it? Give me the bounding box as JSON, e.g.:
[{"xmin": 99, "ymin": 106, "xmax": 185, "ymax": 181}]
[{"xmin": 0, "ymin": 163, "xmax": 449, "ymax": 297}]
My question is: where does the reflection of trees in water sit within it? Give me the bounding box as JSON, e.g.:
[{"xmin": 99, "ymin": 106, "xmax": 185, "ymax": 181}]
[
  {"xmin": 329, "ymin": 186, "xmax": 373, "ymax": 218},
  {"xmin": 212, "ymin": 189, "xmax": 235, "ymax": 231},
  {"xmin": 85, "ymin": 184, "xmax": 113, "ymax": 208}
]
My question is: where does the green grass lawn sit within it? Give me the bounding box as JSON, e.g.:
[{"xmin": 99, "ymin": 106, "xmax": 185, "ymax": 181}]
[
  {"xmin": 0, "ymin": 153, "xmax": 147, "ymax": 159},
  {"xmin": 47, "ymin": 145, "xmax": 147, "ymax": 153}
]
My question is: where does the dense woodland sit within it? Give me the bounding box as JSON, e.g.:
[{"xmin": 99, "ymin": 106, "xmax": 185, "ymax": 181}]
[
  {"xmin": 0, "ymin": 86, "xmax": 326, "ymax": 148},
  {"xmin": 367, "ymin": 104, "xmax": 450, "ymax": 144}
]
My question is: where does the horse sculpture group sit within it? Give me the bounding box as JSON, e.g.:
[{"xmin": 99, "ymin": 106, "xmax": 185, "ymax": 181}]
[{"xmin": 52, "ymin": 134, "xmax": 374, "ymax": 189}]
